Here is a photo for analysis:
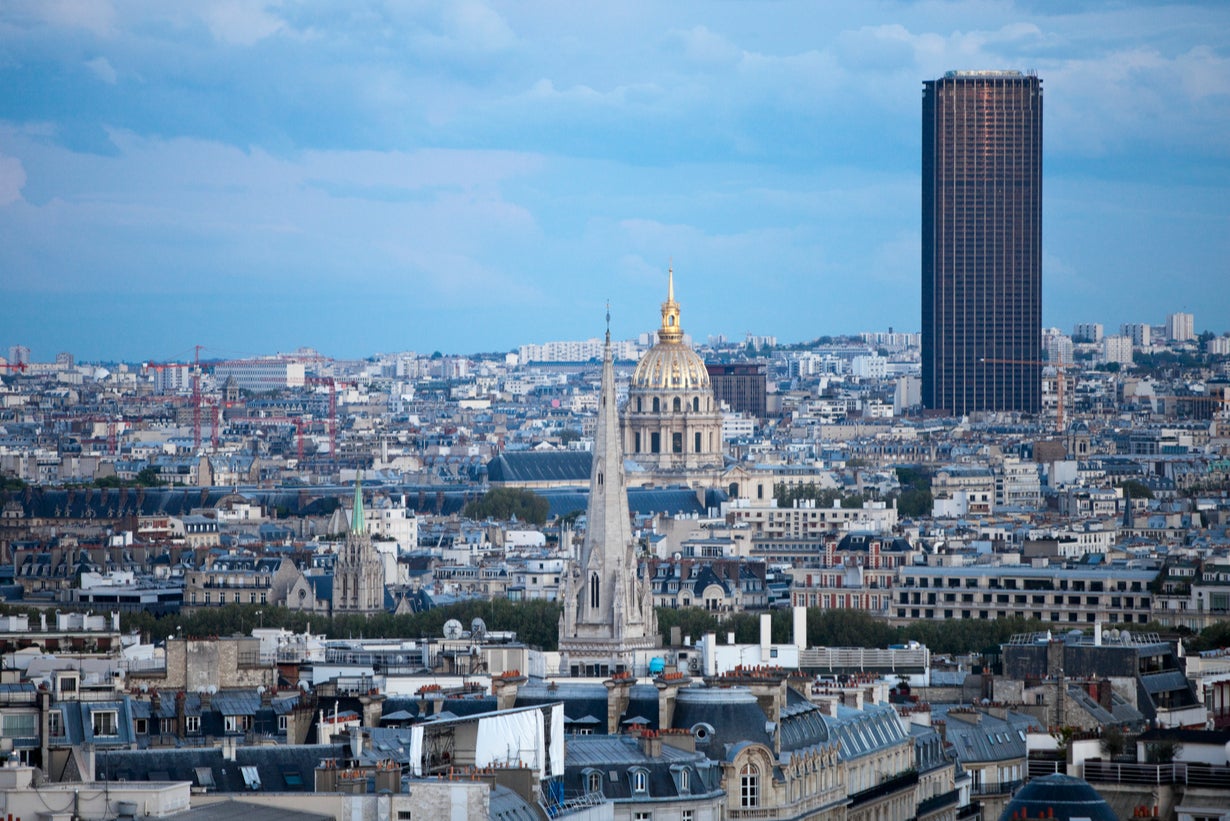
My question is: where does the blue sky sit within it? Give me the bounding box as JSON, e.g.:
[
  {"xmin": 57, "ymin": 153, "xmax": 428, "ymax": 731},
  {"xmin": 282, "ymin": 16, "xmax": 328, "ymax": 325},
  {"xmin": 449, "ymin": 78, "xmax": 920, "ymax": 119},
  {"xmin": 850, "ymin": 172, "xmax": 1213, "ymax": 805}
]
[{"xmin": 1, "ymin": 1, "xmax": 1228, "ymax": 362}]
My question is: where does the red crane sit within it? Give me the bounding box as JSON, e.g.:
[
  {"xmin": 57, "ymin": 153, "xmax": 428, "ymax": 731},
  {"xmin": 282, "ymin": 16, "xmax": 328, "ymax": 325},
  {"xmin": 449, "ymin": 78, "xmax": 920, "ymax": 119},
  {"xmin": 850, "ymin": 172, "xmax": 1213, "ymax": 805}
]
[
  {"xmin": 306, "ymin": 377, "xmax": 354, "ymax": 467},
  {"xmin": 0, "ymin": 362, "xmax": 27, "ymax": 373},
  {"xmin": 192, "ymin": 344, "xmax": 204, "ymax": 452}
]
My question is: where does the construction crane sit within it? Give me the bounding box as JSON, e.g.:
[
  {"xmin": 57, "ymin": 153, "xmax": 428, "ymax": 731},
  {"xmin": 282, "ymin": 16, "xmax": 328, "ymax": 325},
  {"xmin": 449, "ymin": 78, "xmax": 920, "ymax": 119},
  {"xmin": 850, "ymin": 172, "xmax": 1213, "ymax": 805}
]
[
  {"xmin": 191, "ymin": 344, "xmax": 204, "ymax": 452},
  {"xmin": 306, "ymin": 377, "xmax": 354, "ymax": 468},
  {"xmin": 980, "ymin": 356, "xmax": 1074, "ymax": 433},
  {"xmin": 0, "ymin": 362, "xmax": 27, "ymax": 373}
]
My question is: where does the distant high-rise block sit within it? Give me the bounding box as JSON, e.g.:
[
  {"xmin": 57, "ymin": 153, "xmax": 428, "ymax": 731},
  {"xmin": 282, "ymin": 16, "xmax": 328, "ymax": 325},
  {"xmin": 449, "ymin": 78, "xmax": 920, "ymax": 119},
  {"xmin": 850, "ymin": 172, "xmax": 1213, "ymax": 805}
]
[
  {"xmin": 7, "ymin": 345, "xmax": 30, "ymax": 365},
  {"xmin": 1166, "ymin": 312, "xmax": 1195, "ymax": 343},
  {"xmin": 922, "ymin": 70, "xmax": 1042, "ymax": 415},
  {"xmin": 706, "ymin": 362, "xmax": 768, "ymax": 419}
]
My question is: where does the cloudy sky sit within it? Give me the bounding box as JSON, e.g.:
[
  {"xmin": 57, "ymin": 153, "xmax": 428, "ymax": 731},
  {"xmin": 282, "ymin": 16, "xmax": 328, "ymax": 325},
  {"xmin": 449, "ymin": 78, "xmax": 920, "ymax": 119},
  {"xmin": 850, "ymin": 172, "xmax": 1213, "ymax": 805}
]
[{"xmin": 1, "ymin": 1, "xmax": 1228, "ymax": 362}]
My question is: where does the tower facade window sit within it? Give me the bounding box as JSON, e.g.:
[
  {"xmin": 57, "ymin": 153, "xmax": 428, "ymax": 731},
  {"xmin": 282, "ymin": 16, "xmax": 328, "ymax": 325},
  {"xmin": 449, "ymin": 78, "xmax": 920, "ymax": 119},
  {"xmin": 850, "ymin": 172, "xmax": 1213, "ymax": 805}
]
[{"xmin": 740, "ymin": 763, "xmax": 760, "ymax": 807}]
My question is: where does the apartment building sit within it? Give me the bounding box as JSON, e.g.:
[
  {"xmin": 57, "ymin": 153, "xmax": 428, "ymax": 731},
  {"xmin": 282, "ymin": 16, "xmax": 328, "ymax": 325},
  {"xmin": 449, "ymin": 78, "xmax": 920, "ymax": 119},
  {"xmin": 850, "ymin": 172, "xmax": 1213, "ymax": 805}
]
[{"xmin": 892, "ymin": 565, "xmax": 1158, "ymax": 626}]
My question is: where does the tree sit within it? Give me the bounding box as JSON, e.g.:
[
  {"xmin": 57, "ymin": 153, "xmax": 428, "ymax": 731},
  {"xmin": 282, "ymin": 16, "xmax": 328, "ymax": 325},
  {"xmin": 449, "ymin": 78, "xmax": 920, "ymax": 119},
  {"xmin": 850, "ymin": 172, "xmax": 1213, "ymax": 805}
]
[
  {"xmin": 136, "ymin": 467, "xmax": 165, "ymax": 487},
  {"xmin": 896, "ymin": 488, "xmax": 933, "ymax": 518},
  {"xmin": 1099, "ymin": 726, "xmax": 1128, "ymax": 760},
  {"xmin": 1144, "ymin": 739, "xmax": 1182, "ymax": 764},
  {"xmin": 463, "ymin": 487, "xmax": 550, "ymax": 525},
  {"xmin": 1117, "ymin": 479, "xmax": 1153, "ymax": 500}
]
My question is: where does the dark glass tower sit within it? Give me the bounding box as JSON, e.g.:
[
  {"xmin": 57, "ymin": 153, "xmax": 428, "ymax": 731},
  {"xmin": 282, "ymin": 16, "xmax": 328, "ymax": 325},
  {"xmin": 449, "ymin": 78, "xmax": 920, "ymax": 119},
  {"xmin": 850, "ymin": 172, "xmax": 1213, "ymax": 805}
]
[{"xmin": 922, "ymin": 70, "xmax": 1042, "ymax": 415}]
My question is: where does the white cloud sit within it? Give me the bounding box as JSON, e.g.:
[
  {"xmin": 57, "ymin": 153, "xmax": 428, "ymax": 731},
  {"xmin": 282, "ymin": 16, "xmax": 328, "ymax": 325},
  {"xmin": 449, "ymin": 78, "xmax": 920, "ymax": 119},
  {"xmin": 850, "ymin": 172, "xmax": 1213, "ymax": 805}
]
[
  {"xmin": 200, "ymin": 0, "xmax": 285, "ymax": 46},
  {"xmin": 13, "ymin": 0, "xmax": 116, "ymax": 37},
  {"xmin": 0, "ymin": 154, "xmax": 26, "ymax": 206},
  {"xmin": 85, "ymin": 56, "xmax": 117, "ymax": 84}
]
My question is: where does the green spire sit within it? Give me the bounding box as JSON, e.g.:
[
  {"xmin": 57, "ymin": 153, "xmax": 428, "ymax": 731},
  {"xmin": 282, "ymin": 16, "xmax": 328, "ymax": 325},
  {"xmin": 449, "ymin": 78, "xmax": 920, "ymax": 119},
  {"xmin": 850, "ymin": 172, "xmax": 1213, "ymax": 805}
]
[{"xmin": 351, "ymin": 473, "xmax": 365, "ymax": 534}]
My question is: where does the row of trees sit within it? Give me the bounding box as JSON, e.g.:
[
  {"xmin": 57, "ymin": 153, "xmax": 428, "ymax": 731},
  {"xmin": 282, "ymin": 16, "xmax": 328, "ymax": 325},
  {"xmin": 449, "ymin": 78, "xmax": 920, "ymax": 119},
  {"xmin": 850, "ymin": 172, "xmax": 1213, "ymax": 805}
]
[{"xmin": 106, "ymin": 601, "xmax": 1221, "ymax": 658}]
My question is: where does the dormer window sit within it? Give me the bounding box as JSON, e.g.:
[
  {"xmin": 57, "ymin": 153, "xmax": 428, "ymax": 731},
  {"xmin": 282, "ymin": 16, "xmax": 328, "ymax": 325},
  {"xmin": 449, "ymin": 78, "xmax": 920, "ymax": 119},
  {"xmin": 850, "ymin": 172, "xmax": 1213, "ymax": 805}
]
[{"xmin": 631, "ymin": 768, "xmax": 649, "ymax": 794}]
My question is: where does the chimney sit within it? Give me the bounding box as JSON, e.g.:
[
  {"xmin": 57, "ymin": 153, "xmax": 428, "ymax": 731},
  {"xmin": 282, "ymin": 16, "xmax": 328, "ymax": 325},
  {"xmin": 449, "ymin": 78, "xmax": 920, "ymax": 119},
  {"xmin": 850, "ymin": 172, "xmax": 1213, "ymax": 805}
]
[
  {"xmin": 491, "ymin": 670, "xmax": 527, "ymax": 712},
  {"xmin": 348, "ymin": 726, "xmax": 364, "ymax": 759},
  {"xmin": 603, "ymin": 674, "xmax": 634, "ymax": 736},
  {"xmin": 175, "ymin": 691, "xmax": 187, "ymax": 739},
  {"xmin": 200, "ymin": 689, "xmax": 212, "ymax": 711},
  {"xmin": 792, "ymin": 605, "xmax": 807, "ymax": 649},
  {"xmin": 638, "ymin": 729, "xmax": 662, "ymax": 758},
  {"xmin": 759, "ymin": 613, "xmax": 771, "ymax": 656}
]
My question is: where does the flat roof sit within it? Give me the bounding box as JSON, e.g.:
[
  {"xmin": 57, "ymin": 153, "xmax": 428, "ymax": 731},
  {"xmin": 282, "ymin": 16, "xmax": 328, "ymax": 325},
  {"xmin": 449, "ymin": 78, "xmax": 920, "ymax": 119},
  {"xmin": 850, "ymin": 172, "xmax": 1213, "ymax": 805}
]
[{"xmin": 903, "ymin": 565, "xmax": 1156, "ymax": 580}]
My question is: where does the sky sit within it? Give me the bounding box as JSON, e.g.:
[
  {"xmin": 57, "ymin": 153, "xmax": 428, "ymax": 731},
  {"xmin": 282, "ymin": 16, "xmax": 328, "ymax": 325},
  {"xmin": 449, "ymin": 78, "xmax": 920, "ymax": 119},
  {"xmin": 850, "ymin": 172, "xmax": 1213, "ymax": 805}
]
[{"xmin": 1, "ymin": 1, "xmax": 1228, "ymax": 362}]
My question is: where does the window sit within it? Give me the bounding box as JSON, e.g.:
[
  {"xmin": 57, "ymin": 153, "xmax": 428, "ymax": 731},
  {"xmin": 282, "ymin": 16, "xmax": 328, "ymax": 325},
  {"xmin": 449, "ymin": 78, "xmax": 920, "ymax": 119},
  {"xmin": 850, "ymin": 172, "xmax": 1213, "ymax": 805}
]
[
  {"xmin": 678, "ymin": 768, "xmax": 690, "ymax": 793},
  {"xmin": 586, "ymin": 770, "xmax": 602, "ymax": 794},
  {"xmin": 398, "ymin": 812, "xmax": 413, "ymax": 821},
  {"xmin": 225, "ymin": 715, "xmax": 252, "ymax": 733},
  {"xmin": 1, "ymin": 713, "xmax": 37, "ymax": 739},
  {"xmin": 92, "ymin": 710, "xmax": 118, "ymax": 737},
  {"xmin": 634, "ymin": 814, "xmax": 652, "ymax": 821},
  {"xmin": 48, "ymin": 711, "xmax": 62, "ymax": 737},
  {"xmin": 632, "ymin": 769, "xmax": 648, "ymax": 793},
  {"xmin": 740, "ymin": 763, "xmax": 760, "ymax": 807},
  {"xmin": 278, "ymin": 715, "xmax": 289, "ymax": 732},
  {"xmin": 135, "ymin": 718, "xmax": 148, "ymax": 735},
  {"xmin": 185, "ymin": 715, "xmax": 201, "ymax": 734},
  {"xmin": 682, "ymin": 812, "xmax": 693, "ymax": 821},
  {"xmin": 160, "ymin": 718, "xmax": 176, "ymax": 735}
]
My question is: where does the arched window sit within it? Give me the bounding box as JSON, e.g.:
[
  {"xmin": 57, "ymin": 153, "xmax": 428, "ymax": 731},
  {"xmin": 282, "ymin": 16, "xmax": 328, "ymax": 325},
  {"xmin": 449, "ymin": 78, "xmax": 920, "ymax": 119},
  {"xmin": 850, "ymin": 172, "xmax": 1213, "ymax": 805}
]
[
  {"xmin": 740, "ymin": 763, "xmax": 760, "ymax": 807},
  {"xmin": 692, "ymin": 397, "xmax": 699, "ymax": 412},
  {"xmin": 652, "ymin": 397, "xmax": 660, "ymax": 412},
  {"xmin": 589, "ymin": 573, "xmax": 600, "ymax": 609},
  {"xmin": 673, "ymin": 397, "xmax": 681, "ymax": 412},
  {"xmin": 636, "ymin": 398, "xmax": 642, "ymax": 412},
  {"xmin": 631, "ymin": 769, "xmax": 648, "ymax": 793},
  {"xmin": 586, "ymin": 771, "xmax": 602, "ymax": 794}
]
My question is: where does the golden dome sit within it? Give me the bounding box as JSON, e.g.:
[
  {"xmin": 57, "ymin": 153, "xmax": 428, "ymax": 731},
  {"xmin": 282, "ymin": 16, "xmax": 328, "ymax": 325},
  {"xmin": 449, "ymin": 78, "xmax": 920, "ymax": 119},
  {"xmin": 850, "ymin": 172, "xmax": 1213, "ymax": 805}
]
[{"xmin": 630, "ymin": 268, "xmax": 711, "ymax": 391}]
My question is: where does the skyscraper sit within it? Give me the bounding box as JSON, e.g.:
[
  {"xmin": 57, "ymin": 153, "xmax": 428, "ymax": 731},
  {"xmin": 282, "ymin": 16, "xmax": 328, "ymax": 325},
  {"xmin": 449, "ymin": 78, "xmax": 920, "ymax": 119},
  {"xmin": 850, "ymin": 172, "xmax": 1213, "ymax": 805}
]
[{"xmin": 922, "ymin": 70, "xmax": 1042, "ymax": 415}]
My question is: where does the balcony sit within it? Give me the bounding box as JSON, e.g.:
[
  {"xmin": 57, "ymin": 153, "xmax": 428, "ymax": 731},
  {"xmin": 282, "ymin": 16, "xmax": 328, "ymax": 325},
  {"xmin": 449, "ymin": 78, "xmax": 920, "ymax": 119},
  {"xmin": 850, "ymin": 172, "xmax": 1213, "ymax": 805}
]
[
  {"xmin": 1083, "ymin": 760, "xmax": 1230, "ymax": 789},
  {"xmin": 916, "ymin": 788, "xmax": 960, "ymax": 816},
  {"xmin": 970, "ymin": 779, "xmax": 1021, "ymax": 797},
  {"xmin": 847, "ymin": 769, "xmax": 919, "ymax": 808}
]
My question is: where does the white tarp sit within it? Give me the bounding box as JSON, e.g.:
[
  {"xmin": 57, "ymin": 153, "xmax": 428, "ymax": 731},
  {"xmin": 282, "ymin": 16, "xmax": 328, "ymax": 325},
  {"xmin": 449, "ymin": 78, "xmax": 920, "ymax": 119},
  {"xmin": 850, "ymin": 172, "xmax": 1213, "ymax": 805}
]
[
  {"xmin": 474, "ymin": 708, "xmax": 545, "ymax": 777},
  {"xmin": 549, "ymin": 703, "xmax": 565, "ymax": 778},
  {"xmin": 409, "ymin": 725, "xmax": 424, "ymax": 776}
]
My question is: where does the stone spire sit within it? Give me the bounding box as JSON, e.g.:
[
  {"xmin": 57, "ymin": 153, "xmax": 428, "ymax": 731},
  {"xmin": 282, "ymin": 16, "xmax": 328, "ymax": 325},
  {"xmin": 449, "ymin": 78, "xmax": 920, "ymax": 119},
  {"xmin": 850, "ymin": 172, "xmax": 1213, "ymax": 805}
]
[
  {"xmin": 351, "ymin": 473, "xmax": 365, "ymax": 534},
  {"xmin": 558, "ymin": 311, "xmax": 659, "ymax": 676}
]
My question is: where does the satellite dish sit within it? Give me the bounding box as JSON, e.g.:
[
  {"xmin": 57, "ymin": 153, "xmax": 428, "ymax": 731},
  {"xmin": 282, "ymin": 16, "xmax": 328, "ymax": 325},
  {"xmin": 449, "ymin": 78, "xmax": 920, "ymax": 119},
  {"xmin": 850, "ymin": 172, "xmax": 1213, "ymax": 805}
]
[
  {"xmin": 443, "ymin": 619, "xmax": 464, "ymax": 640},
  {"xmin": 470, "ymin": 618, "xmax": 487, "ymax": 641}
]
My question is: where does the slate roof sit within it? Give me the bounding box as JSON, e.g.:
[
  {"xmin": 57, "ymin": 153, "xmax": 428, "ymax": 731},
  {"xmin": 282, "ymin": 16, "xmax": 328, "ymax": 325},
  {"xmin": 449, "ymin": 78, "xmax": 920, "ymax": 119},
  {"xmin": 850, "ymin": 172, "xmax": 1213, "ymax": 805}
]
[
  {"xmin": 487, "ymin": 452, "xmax": 592, "ymax": 484},
  {"xmin": 823, "ymin": 703, "xmax": 909, "ymax": 762},
  {"xmin": 562, "ymin": 734, "xmax": 720, "ymax": 804},
  {"xmin": 670, "ymin": 687, "xmax": 773, "ymax": 757},
  {"xmin": 164, "ymin": 802, "xmax": 332, "ymax": 821},
  {"xmin": 1001, "ymin": 774, "xmax": 1116, "ymax": 821},
  {"xmin": 96, "ymin": 743, "xmax": 347, "ymax": 792},
  {"xmin": 931, "ymin": 706, "xmax": 1038, "ymax": 765}
]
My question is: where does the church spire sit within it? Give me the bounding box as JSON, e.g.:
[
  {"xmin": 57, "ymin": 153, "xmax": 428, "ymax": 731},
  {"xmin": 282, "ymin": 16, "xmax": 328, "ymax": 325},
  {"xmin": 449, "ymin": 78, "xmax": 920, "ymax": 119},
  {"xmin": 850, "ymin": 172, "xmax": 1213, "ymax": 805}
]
[
  {"xmin": 351, "ymin": 473, "xmax": 365, "ymax": 534},
  {"xmin": 658, "ymin": 265, "xmax": 683, "ymax": 344}
]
